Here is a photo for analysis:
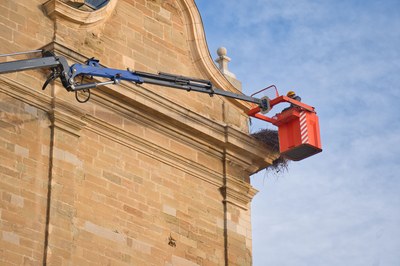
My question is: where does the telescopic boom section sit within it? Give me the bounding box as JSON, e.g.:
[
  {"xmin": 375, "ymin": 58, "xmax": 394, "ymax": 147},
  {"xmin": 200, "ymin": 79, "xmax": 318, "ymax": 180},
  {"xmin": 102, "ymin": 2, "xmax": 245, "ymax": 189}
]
[
  {"xmin": 133, "ymin": 70, "xmax": 261, "ymax": 105},
  {"xmin": 0, "ymin": 54, "xmax": 72, "ymax": 90},
  {"xmin": 68, "ymin": 58, "xmax": 262, "ymax": 105},
  {"xmin": 0, "ymin": 56, "xmax": 61, "ymax": 74}
]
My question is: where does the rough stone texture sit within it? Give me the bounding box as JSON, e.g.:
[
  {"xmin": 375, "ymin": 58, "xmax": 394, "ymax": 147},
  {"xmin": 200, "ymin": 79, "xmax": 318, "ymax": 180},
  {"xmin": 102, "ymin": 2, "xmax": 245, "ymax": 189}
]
[{"xmin": 0, "ymin": 0, "xmax": 276, "ymax": 265}]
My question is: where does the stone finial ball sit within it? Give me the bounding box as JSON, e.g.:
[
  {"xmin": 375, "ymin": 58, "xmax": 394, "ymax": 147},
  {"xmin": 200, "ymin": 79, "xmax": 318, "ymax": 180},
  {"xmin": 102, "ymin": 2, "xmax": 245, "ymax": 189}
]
[{"xmin": 217, "ymin": 47, "xmax": 227, "ymax": 56}]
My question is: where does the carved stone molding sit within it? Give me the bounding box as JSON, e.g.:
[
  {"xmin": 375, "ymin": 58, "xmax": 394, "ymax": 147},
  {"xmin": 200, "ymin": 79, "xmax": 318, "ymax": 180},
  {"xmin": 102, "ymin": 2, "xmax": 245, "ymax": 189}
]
[
  {"xmin": 43, "ymin": 0, "xmax": 118, "ymax": 27},
  {"xmin": 0, "ymin": 76, "xmax": 52, "ymax": 112},
  {"xmin": 50, "ymin": 99, "xmax": 87, "ymax": 137},
  {"xmin": 220, "ymin": 176, "xmax": 258, "ymax": 210}
]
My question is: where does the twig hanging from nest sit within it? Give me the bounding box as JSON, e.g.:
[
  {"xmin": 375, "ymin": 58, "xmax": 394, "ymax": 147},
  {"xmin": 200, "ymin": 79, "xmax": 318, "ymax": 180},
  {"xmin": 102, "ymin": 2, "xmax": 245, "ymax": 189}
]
[{"xmin": 251, "ymin": 128, "xmax": 289, "ymax": 173}]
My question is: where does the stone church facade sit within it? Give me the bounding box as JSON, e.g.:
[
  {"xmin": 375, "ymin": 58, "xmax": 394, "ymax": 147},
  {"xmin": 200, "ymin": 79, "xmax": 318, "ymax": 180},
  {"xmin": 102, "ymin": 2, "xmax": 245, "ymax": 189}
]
[{"xmin": 0, "ymin": 0, "xmax": 276, "ymax": 265}]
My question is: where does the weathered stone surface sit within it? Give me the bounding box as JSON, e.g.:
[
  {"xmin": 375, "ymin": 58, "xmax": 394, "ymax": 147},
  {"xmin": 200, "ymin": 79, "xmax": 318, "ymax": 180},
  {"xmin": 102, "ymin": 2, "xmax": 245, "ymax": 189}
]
[{"xmin": 0, "ymin": 1, "xmax": 275, "ymax": 265}]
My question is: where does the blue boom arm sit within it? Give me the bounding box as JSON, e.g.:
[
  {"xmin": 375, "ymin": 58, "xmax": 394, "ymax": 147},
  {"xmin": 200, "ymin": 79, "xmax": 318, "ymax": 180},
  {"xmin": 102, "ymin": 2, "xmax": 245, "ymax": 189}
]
[
  {"xmin": 0, "ymin": 52, "xmax": 268, "ymax": 108},
  {"xmin": 70, "ymin": 59, "xmax": 144, "ymax": 86}
]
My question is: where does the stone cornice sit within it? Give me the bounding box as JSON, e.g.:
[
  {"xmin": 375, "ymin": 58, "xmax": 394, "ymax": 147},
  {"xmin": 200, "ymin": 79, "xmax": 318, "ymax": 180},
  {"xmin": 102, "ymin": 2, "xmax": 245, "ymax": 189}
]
[
  {"xmin": 225, "ymin": 126, "xmax": 279, "ymax": 172},
  {"xmin": 88, "ymin": 87, "xmax": 225, "ymax": 157},
  {"xmin": 50, "ymin": 99, "xmax": 87, "ymax": 137},
  {"xmin": 221, "ymin": 176, "xmax": 258, "ymax": 210},
  {"xmin": 0, "ymin": 76, "xmax": 52, "ymax": 112}
]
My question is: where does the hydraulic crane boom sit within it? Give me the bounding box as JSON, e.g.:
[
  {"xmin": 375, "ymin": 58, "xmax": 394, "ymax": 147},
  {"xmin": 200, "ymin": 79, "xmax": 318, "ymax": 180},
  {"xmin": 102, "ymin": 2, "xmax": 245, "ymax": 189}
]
[
  {"xmin": 0, "ymin": 51, "xmax": 264, "ymax": 106},
  {"xmin": 0, "ymin": 50, "xmax": 322, "ymax": 160}
]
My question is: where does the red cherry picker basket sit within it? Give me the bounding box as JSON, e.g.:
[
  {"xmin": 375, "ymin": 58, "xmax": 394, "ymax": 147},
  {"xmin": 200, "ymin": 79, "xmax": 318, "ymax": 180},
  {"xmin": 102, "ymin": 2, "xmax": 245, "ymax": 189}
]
[{"xmin": 247, "ymin": 86, "xmax": 322, "ymax": 161}]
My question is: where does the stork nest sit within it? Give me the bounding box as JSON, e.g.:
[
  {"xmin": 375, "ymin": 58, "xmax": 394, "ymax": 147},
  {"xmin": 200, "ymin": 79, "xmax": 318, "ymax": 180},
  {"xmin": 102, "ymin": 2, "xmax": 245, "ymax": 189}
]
[{"xmin": 251, "ymin": 128, "xmax": 289, "ymax": 174}]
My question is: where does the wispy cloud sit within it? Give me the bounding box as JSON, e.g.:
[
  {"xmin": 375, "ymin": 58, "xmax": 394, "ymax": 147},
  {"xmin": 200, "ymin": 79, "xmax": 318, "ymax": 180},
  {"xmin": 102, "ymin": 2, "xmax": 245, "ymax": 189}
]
[{"xmin": 197, "ymin": 0, "xmax": 400, "ymax": 265}]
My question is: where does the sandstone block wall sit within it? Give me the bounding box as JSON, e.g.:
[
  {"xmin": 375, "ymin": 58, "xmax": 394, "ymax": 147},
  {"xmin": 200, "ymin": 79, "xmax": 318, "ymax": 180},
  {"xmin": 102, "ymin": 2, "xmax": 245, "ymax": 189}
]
[{"xmin": 0, "ymin": 1, "xmax": 275, "ymax": 265}]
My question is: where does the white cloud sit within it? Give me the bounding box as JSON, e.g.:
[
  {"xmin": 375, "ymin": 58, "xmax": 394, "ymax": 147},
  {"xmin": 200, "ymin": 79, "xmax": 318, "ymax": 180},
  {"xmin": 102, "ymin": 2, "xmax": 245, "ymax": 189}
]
[{"xmin": 197, "ymin": 0, "xmax": 400, "ymax": 265}]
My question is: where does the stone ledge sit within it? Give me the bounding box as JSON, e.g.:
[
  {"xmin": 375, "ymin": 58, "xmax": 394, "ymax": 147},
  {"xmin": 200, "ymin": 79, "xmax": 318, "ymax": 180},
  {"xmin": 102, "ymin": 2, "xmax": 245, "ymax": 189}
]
[
  {"xmin": 220, "ymin": 176, "xmax": 258, "ymax": 210},
  {"xmin": 50, "ymin": 107, "xmax": 87, "ymax": 137},
  {"xmin": 0, "ymin": 76, "xmax": 52, "ymax": 112}
]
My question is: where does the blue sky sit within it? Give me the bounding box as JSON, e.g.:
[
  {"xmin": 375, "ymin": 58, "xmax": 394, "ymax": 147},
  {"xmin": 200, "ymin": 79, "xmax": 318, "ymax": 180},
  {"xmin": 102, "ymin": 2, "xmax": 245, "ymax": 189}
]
[{"xmin": 196, "ymin": 1, "xmax": 400, "ymax": 265}]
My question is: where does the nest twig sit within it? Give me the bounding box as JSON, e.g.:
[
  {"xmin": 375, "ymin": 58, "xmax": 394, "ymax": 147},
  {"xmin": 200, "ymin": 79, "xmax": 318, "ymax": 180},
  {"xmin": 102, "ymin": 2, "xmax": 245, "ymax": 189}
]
[{"xmin": 251, "ymin": 128, "xmax": 289, "ymax": 174}]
